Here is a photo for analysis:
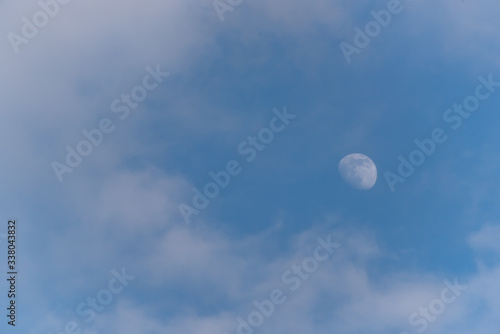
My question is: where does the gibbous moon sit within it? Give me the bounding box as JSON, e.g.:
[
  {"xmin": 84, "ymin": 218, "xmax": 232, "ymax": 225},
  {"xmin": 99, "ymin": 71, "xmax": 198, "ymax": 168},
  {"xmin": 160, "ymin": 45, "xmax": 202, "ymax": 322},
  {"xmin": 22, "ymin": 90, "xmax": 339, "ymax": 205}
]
[{"xmin": 338, "ymin": 153, "xmax": 377, "ymax": 190}]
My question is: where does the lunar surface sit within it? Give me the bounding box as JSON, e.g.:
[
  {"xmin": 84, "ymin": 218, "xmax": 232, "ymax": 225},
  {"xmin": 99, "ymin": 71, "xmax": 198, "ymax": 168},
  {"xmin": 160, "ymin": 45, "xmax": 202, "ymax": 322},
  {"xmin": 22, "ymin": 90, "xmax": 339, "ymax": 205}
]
[{"xmin": 338, "ymin": 153, "xmax": 377, "ymax": 190}]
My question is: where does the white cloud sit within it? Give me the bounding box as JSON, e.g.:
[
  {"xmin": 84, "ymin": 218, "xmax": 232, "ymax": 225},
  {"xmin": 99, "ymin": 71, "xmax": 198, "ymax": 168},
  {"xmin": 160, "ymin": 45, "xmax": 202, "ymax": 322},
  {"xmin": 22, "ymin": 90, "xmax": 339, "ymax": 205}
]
[{"xmin": 468, "ymin": 223, "xmax": 500, "ymax": 255}]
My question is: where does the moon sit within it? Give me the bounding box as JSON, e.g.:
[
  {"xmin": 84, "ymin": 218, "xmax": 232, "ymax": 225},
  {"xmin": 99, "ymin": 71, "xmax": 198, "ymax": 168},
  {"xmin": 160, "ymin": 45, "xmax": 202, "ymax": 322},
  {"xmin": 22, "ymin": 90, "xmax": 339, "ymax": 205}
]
[{"xmin": 338, "ymin": 153, "xmax": 377, "ymax": 190}]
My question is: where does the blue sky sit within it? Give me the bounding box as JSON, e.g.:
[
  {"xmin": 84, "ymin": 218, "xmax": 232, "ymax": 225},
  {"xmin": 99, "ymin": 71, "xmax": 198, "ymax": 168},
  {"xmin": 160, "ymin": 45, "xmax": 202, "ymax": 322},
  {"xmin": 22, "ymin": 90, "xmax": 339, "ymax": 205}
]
[{"xmin": 1, "ymin": 0, "xmax": 500, "ymax": 333}]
